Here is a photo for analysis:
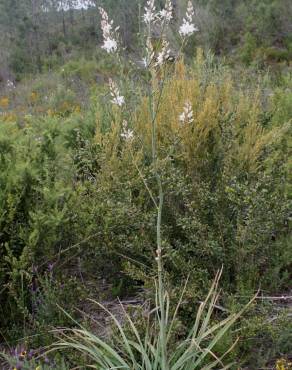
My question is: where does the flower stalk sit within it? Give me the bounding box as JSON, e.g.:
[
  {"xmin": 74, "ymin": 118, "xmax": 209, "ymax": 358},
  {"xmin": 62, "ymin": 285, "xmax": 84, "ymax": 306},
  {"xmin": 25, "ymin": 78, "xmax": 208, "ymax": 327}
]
[
  {"xmin": 146, "ymin": 12, "xmax": 168, "ymax": 370},
  {"xmin": 100, "ymin": 2, "xmax": 198, "ymax": 369}
]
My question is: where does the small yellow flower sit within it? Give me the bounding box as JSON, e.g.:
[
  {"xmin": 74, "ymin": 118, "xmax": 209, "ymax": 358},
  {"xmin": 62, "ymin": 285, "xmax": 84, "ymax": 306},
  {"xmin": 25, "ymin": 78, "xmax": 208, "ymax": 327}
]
[
  {"xmin": 47, "ymin": 108, "xmax": 54, "ymax": 117},
  {"xmin": 30, "ymin": 91, "xmax": 38, "ymax": 103},
  {"xmin": 0, "ymin": 96, "xmax": 9, "ymax": 109},
  {"xmin": 35, "ymin": 366, "xmax": 41, "ymax": 370},
  {"xmin": 74, "ymin": 105, "xmax": 81, "ymax": 113},
  {"xmin": 276, "ymin": 358, "xmax": 292, "ymax": 370}
]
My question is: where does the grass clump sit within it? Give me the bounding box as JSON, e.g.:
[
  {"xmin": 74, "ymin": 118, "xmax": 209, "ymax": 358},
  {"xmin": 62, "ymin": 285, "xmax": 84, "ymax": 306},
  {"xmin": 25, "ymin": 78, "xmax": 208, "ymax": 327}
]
[{"xmin": 54, "ymin": 271, "xmax": 255, "ymax": 370}]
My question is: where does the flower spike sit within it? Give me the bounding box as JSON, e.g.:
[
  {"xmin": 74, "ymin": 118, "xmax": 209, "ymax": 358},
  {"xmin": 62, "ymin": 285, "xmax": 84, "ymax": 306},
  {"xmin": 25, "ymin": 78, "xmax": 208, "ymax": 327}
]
[
  {"xmin": 99, "ymin": 7, "xmax": 119, "ymax": 53},
  {"xmin": 179, "ymin": 1, "xmax": 198, "ymax": 37}
]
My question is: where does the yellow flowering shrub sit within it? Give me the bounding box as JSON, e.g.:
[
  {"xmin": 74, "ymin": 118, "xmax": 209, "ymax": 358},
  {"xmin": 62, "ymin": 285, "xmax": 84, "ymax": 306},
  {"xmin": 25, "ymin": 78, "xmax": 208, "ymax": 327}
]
[
  {"xmin": 129, "ymin": 58, "xmax": 288, "ymax": 177},
  {"xmin": 30, "ymin": 91, "xmax": 38, "ymax": 103}
]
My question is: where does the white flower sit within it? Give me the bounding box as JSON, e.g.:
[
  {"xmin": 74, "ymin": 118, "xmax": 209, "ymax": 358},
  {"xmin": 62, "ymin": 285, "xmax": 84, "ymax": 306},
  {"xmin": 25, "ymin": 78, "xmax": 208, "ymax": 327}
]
[
  {"xmin": 186, "ymin": 0, "xmax": 195, "ymax": 22},
  {"xmin": 121, "ymin": 120, "xmax": 134, "ymax": 141},
  {"xmin": 179, "ymin": 112, "xmax": 185, "ymax": 122},
  {"xmin": 159, "ymin": 9, "xmax": 168, "ymax": 19},
  {"xmin": 159, "ymin": 0, "xmax": 173, "ymax": 23},
  {"xmin": 112, "ymin": 95, "xmax": 125, "ymax": 107},
  {"xmin": 155, "ymin": 40, "xmax": 170, "ymax": 67},
  {"xmin": 102, "ymin": 38, "xmax": 118, "ymax": 53},
  {"xmin": 179, "ymin": 20, "xmax": 198, "ymax": 37},
  {"xmin": 109, "ymin": 79, "xmax": 125, "ymax": 107},
  {"xmin": 102, "ymin": 21, "xmax": 112, "ymax": 35},
  {"xmin": 142, "ymin": 57, "xmax": 148, "ymax": 67},
  {"xmin": 179, "ymin": 101, "xmax": 194, "ymax": 124},
  {"xmin": 99, "ymin": 7, "xmax": 119, "ymax": 53},
  {"xmin": 179, "ymin": 1, "xmax": 198, "ymax": 37},
  {"xmin": 143, "ymin": 0, "xmax": 157, "ymax": 24},
  {"xmin": 143, "ymin": 12, "xmax": 154, "ymax": 24},
  {"xmin": 145, "ymin": 37, "xmax": 155, "ymax": 65},
  {"xmin": 156, "ymin": 52, "xmax": 164, "ymax": 67},
  {"xmin": 6, "ymin": 80, "xmax": 15, "ymax": 89}
]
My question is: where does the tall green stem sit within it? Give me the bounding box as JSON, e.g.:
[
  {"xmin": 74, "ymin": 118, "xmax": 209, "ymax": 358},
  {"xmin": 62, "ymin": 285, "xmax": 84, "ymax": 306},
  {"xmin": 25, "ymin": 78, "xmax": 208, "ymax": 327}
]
[
  {"xmin": 145, "ymin": 16, "xmax": 168, "ymax": 368},
  {"xmin": 148, "ymin": 65, "xmax": 168, "ymax": 370}
]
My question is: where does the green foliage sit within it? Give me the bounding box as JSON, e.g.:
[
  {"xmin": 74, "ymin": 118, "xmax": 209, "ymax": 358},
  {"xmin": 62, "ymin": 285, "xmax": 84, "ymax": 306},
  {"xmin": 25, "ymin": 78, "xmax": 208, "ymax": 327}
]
[
  {"xmin": 237, "ymin": 304, "xmax": 292, "ymax": 368},
  {"xmin": 240, "ymin": 32, "xmax": 258, "ymax": 65},
  {"xmin": 0, "ymin": 118, "xmax": 86, "ymax": 341},
  {"xmin": 61, "ymin": 58, "xmax": 99, "ymax": 82},
  {"xmin": 1, "ymin": 349, "xmax": 69, "ymax": 370}
]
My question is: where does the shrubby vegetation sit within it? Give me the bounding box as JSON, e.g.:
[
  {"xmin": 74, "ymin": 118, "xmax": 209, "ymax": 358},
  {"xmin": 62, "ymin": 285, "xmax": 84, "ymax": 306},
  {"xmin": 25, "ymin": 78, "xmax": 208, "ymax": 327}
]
[
  {"xmin": 0, "ymin": 1, "xmax": 291, "ymax": 369},
  {"xmin": 1, "ymin": 52, "xmax": 291, "ymax": 368}
]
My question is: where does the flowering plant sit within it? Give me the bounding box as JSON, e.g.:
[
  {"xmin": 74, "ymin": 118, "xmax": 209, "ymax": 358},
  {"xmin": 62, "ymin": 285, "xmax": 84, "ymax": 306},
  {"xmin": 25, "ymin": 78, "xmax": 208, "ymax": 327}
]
[
  {"xmin": 51, "ymin": 1, "xmax": 255, "ymax": 368},
  {"xmin": 179, "ymin": 1, "xmax": 198, "ymax": 37},
  {"xmin": 99, "ymin": 7, "xmax": 119, "ymax": 54}
]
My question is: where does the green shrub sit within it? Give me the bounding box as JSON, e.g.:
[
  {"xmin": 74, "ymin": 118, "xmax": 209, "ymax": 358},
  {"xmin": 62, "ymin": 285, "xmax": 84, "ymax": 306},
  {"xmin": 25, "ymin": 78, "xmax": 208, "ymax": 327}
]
[
  {"xmin": 237, "ymin": 303, "xmax": 292, "ymax": 368},
  {"xmin": 0, "ymin": 118, "xmax": 86, "ymax": 341},
  {"xmin": 88, "ymin": 58, "xmax": 291, "ymax": 299},
  {"xmin": 60, "ymin": 58, "xmax": 99, "ymax": 82},
  {"xmin": 240, "ymin": 32, "xmax": 258, "ymax": 65}
]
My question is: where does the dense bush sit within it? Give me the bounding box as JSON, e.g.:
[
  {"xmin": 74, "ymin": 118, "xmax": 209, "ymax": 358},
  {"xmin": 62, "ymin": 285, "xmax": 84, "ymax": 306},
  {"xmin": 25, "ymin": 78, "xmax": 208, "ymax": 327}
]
[{"xmin": 88, "ymin": 56, "xmax": 291, "ymax": 295}]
